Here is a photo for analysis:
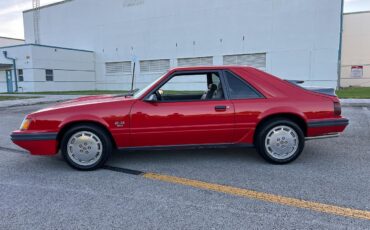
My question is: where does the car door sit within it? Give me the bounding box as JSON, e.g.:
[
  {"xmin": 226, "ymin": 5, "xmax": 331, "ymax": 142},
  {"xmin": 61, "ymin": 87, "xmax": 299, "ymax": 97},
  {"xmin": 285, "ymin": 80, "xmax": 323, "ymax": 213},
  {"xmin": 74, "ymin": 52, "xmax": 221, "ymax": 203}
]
[
  {"xmin": 223, "ymin": 70, "xmax": 266, "ymax": 144},
  {"xmin": 129, "ymin": 70, "xmax": 235, "ymax": 147}
]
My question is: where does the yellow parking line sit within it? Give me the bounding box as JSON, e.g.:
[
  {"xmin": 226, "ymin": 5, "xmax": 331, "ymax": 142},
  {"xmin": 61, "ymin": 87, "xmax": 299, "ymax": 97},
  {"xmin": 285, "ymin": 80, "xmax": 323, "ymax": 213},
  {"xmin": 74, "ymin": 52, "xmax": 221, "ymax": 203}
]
[{"xmin": 143, "ymin": 173, "xmax": 370, "ymax": 221}]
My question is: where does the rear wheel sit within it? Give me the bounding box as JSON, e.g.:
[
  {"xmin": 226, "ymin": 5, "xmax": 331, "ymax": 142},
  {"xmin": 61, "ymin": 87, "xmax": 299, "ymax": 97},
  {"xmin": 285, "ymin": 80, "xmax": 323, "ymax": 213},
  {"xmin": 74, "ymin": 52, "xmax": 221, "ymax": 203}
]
[
  {"xmin": 61, "ymin": 124, "xmax": 112, "ymax": 170},
  {"xmin": 256, "ymin": 119, "xmax": 305, "ymax": 164}
]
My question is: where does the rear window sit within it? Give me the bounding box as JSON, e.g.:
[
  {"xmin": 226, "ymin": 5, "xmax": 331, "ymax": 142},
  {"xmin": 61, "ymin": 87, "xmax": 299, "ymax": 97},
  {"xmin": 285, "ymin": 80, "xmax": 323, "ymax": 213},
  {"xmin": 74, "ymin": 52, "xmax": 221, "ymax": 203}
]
[{"xmin": 225, "ymin": 71, "xmax": 262, "ymax": 99}]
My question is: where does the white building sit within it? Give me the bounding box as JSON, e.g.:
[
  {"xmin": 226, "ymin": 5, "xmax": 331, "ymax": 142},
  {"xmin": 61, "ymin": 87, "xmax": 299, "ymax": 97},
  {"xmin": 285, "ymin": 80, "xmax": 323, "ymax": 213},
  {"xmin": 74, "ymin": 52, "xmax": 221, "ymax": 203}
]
[
  {"xmin": 0, "ymin": 0, "xmax": 343, "ymax": 92},
  {"xmin": 340, "ymin": 11, "xmax": 370, "ymax": 87},
  {"xmin": 0, "ymin": 37, "xmax": 24, "ymax": 47},
  {"xmin": 0, "ymin": 44, "xmax": 95, "ymax": 92},
  {"xmin": 0, "ymin": 37, "xmax": 24, "ymax": 92},
  {"xmin": 0, "ymin": 36, "xmax": 24, "ymax": 47}
]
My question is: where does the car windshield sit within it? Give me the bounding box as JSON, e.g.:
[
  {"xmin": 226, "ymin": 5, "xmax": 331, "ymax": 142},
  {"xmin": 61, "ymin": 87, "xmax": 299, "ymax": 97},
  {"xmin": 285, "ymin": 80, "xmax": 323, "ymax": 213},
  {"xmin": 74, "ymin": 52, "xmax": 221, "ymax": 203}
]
[{"xmin": 132, "ymin": 73, "xmax": 166, "ymax": 99}]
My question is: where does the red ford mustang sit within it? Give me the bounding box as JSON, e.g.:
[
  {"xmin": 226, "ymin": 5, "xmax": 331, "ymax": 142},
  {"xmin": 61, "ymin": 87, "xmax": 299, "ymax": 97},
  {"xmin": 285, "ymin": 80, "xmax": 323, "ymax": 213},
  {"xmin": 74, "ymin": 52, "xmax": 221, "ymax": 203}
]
[{"xmin": 11, "ymin": 66, "xmax": 349, "ymax": 170}]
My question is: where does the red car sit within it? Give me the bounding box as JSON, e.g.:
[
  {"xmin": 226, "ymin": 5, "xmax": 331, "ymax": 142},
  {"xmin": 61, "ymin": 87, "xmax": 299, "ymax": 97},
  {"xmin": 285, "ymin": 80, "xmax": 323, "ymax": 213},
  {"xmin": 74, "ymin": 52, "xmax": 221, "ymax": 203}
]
[{"xmin": 11, "ymin": 66, "xmax": 348, "ymax": 170}]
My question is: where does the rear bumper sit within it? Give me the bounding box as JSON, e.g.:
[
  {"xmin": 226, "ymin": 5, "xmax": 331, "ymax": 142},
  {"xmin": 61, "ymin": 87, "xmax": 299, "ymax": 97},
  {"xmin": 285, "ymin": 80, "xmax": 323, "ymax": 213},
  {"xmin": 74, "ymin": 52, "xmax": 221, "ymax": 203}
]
[
  {"xmin": 307, "ymin": 118, "xmax": 349, "ymax": 128},
  {"xmin": 307, "ymin": 118, "xmax": 349, "ymax": 138},
  {"xmin": 10, "ymin": 131, "xmax": 59, "ymax": 155}
]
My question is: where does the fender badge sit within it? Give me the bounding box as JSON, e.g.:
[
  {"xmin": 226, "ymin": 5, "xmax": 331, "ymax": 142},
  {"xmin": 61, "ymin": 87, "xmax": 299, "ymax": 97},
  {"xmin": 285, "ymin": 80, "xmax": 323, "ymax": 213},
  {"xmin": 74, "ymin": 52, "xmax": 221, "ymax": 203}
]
[{"xmin": 114, "ymin": 121, "xmax": 125, "ymax": 128}]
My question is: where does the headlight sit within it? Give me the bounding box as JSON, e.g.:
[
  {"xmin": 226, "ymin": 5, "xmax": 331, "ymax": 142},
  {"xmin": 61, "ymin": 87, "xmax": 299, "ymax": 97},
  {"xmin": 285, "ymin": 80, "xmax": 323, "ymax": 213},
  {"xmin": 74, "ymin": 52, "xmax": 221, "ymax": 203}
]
[{"xmin": 20, "ymin": 118, "xmax": 32, "ymax": 130}]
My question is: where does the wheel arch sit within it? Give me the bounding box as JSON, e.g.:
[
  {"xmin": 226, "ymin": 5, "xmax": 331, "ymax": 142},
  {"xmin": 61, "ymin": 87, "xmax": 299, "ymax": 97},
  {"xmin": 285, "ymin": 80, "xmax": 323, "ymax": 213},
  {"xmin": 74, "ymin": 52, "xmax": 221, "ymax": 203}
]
[
  {"xmin": 254, "ymin": 112, "xmax": 308, "ymax": 144},
  {"xmin": 57, "ymin": 119, "xmax": 117, "ymax": 150}
]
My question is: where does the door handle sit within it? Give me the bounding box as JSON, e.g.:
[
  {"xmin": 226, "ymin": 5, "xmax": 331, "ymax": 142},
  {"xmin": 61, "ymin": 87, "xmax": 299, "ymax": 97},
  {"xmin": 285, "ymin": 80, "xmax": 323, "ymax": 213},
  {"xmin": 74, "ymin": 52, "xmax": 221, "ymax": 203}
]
[{"xmin": 215, "ymin": 105, "xmax": 228, "ymax": 111}]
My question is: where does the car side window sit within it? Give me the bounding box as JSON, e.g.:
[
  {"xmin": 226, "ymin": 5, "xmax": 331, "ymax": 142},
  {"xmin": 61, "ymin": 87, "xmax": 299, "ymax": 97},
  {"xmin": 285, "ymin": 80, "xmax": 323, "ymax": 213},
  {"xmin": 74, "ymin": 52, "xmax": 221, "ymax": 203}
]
[
  {"xmin": 225, "ymin": 71, "xmax": 262, "ymax": 99},
  {"xmin": 160, "ymin": 74, "xmax": 207, "ymax": 96},
  {"xmin": 156, "ymin": 72, "xmax": 225, "ymax": 102}
]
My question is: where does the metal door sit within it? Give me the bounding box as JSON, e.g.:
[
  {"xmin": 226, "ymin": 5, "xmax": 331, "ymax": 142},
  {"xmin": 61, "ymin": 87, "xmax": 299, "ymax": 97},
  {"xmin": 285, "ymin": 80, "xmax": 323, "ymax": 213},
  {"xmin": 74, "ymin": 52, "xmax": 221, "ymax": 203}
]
[{"xmin": 6, "ymin": 70, "xmax": 13, "ymax": 93}]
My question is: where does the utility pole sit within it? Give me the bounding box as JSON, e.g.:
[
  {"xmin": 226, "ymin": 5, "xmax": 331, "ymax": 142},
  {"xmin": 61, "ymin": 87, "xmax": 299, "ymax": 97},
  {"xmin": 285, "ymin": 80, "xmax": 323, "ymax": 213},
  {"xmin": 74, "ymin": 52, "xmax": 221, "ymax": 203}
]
[{"xmin": 32, "ymin": 0, "xmax": 41, "ymax": 44}]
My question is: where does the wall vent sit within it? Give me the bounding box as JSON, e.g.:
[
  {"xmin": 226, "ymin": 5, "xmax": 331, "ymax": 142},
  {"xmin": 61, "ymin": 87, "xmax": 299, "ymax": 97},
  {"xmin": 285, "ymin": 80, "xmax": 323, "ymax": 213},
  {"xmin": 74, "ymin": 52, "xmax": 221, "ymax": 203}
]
[
  {"xmin": 177, "ymin": 56, "xmax": 213, "ymax": 67},
  {"xmin": 223, "ymin": 53, "xmax": 266, "ymax": 70},
  {"xmin": 105, "ymin": 61, "xmax": 132, "ymax": 74},
  {"xmin": 140, "ymin": 59, "xmax": 170, "ymax": 73}
]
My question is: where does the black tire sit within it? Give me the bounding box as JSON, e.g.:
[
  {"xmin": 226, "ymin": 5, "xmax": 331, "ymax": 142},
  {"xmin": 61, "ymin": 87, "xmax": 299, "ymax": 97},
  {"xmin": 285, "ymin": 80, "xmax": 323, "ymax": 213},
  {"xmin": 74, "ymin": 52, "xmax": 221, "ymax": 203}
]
[
  {"xmin": 61, "ymin": 124, "xmax": 112, "ymax": 170},
  {"xmin": 255, "ymin": 119, "xmax": 305, "ymax": 164}
]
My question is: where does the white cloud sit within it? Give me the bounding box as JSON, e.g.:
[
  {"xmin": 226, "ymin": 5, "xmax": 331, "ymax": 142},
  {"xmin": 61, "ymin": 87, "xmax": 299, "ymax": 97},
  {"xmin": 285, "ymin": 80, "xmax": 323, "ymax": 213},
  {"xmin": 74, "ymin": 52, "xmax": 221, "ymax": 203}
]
[{"xmin": 0, "ymin": 2, "xmax": 30, "ymax": 17}]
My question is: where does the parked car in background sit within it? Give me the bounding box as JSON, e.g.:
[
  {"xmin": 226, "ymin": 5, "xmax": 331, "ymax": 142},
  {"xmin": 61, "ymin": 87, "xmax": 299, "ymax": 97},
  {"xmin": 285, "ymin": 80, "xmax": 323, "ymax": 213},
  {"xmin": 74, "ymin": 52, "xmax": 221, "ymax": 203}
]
[{"xmin": 11, "ymin": 66, "xmax": 349, "ymax": 170}]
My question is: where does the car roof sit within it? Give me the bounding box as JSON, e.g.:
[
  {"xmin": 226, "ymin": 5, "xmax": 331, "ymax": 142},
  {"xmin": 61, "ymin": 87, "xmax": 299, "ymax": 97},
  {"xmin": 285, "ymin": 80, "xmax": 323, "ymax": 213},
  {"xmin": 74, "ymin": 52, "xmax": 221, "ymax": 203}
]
[{"xmin": 169, "ymin": 66, "xmax": 255, "ymax": 72}]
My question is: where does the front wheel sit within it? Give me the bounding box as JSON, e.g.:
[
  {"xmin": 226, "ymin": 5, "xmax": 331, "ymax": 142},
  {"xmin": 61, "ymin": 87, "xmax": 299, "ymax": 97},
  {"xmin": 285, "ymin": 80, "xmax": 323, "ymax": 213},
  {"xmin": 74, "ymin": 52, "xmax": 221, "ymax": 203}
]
[
  {"xmin": 256, "ymin": 119, "xmax": 305, "ymax": 164},
  {"xmin": 61, "ymin": 124, "xmax": 112, "ymax": 170}
]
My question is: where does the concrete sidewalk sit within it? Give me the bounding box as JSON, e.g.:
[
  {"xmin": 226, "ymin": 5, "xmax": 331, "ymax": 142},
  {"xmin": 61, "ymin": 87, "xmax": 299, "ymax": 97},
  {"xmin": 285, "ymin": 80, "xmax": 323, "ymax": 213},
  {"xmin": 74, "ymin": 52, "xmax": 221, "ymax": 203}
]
[
  {"xmin": 340, "ymin": 99, "xmax": 370, "ymax": 107},
  {"xmin": 0, "ymin": 94, "xmax": 81, "ymax": 109}
]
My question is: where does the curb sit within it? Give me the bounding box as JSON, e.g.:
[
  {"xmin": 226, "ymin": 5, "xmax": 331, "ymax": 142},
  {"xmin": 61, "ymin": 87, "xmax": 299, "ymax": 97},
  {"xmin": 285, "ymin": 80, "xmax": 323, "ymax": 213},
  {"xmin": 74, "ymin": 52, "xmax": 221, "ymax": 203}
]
[
  {"xmin": 0, "ymin": 95, "xmax": 81, "ymax": 109},
  {"xmin": 341, "ymin": 103, "xmax": 370, "ymax": 107},
  {"xmin": 340, "ymin": 99, "xmax": 370, "ymax": 107},
  {"xmin": 2, "ymin": 101, "xmax": 62, "ymax": 108},
  {"xmin": 0, "ymin": 99, "xmax": 71, "ymax": 109}
]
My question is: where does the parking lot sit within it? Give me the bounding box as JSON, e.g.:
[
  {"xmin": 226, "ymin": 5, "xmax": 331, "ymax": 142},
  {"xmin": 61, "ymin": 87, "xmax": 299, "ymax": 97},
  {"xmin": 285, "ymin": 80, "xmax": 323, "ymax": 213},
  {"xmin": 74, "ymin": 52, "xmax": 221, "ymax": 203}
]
[{"xmin": 0, "ymin": 103, "xmax": 369, "ymax": 229}]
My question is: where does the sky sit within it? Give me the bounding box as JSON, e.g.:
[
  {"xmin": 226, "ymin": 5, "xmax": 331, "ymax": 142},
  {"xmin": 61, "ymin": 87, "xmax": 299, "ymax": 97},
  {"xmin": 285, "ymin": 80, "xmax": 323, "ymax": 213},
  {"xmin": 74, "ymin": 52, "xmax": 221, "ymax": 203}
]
[
  {"xmin": 0, "ymin": 0, "xmax": 63, "ymax": 39},
  {"xmin": 0, "ymin": 0, "xmax": 370, "ymax": 39}
]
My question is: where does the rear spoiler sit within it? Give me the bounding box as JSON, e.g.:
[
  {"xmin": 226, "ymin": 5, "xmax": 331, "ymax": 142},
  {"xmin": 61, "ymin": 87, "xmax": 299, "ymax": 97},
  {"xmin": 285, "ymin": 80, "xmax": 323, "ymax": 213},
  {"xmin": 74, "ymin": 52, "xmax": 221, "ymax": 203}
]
[{"xmin": 286, "ymin": 80, "xmax": 336, "ymax": 96}]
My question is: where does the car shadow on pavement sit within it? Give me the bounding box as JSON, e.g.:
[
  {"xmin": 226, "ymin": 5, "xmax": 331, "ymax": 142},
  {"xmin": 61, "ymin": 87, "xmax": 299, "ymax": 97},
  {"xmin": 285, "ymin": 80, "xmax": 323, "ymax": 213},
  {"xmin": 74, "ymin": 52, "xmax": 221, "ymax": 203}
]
[{"xmin": 106, "ymin": 147, "xmax": 264, "ymax": 172}]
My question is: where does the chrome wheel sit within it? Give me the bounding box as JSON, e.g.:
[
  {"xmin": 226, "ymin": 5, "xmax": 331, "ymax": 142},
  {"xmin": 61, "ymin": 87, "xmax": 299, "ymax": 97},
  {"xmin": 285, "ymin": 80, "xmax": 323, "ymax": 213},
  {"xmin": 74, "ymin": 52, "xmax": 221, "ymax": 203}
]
[
  {"xmin": 67, "ymin": 131, "xmax": 103, "ymax": 166},
  {"xmin": 264, "ymin": 125, "xmax": 299, "ymax": 160}
]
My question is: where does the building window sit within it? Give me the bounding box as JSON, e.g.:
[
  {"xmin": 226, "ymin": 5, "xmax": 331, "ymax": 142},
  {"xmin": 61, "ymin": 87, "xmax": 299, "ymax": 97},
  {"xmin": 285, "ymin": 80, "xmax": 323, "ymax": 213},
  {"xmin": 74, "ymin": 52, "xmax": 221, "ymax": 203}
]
[
  {"xmin": 177, "ymin": 56, "xmax": 213, "ymax": 67},
  {"xmin": 140, "ymin": 59, "xmax": 170, "ymax": 73},
  {"xmin": 105, "ymin": 61, "xmax": 132, "ymax": 74},
  {"xmin": 45, "ymin": 69, "xmax": 54, "ymax": 81},
  {"xmin": 18, "ymin": 69, "xmax": 24, "ymax": 82},
  {"xmin": 223, "ymin": 53, "xmax": 266, "ymax": 70}
]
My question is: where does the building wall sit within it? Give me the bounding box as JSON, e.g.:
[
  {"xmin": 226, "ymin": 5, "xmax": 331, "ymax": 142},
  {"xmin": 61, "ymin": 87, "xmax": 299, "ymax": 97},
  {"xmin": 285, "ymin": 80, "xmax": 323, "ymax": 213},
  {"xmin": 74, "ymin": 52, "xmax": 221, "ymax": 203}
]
[
  {"xmin": 0, "ymin": 45, "xmax": 96, "ymax": 92},
  {"xmin": 341, "ymin": 11, "xmax": 370, "ymax": 87},
  {"xmin": 0, "ymin": 37, "xmax": 24, "ymax": 47},
  {"xmin": 0, "ymin": 69, "xmax": 7, "ymax": 92},
  {"xmin": 0, "ymin": 45, "xmax": 32, "ymax": 93},
  {"xmin": 23, "ymin": 0, "xmax": 342, "ymax": 89},
  {"xmin": 29, "ymin": 45, "xmax": 96, "ymax": 92}
]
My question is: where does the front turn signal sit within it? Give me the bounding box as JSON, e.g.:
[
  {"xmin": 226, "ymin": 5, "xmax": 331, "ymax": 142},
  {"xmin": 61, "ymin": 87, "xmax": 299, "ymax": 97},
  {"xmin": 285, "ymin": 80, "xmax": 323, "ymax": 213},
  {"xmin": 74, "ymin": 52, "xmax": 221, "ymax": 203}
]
[{"xmin": 20, "ymin": 118, "xmax": 32, "ymax": 130}]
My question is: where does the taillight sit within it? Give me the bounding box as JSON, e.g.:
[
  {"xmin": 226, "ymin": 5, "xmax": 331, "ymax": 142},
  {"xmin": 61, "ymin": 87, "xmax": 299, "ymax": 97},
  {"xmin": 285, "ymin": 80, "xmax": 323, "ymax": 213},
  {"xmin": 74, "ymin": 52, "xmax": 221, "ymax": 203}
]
[{"xmin": 334, "ymin": 102, "xmax": 341, "ymax": 116}]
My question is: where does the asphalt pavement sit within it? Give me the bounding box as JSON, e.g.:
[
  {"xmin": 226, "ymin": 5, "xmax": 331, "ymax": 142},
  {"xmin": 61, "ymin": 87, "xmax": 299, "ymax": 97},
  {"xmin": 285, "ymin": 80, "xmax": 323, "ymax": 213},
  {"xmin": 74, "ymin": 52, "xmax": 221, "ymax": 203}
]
[{"xmin": 0, "ymin": 103, "xmax": 369, "ymax": 229}]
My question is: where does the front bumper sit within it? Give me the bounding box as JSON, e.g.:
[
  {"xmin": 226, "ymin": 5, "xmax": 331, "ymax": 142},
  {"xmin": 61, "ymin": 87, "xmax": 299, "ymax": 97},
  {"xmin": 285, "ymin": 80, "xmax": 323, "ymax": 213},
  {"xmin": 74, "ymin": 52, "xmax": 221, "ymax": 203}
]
[
  {"xmin": 10, "ymin": 131, "xmax": 59, "ymax": 155},
  {"xmin": 306, "ymin": 118, "xmax": 349, "ymax": 138}
]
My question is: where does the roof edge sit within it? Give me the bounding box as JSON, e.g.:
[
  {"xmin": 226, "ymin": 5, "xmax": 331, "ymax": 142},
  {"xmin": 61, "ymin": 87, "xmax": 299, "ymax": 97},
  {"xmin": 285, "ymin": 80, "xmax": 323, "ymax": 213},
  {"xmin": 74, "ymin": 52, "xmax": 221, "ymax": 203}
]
[
  {"xmin": 344, "ymin": 10, "xmax": 370, "ymax": 15},
  {"xmin": 0, "ymin": 43, "xmax": 93, "ymax": 53},
  {"xmin": 23, "ymin": 0, "xmax": 73, "ymax": 13},
  {"xmin": 0, "ymin": 36, "xmax": 25, "ymax": 41}
]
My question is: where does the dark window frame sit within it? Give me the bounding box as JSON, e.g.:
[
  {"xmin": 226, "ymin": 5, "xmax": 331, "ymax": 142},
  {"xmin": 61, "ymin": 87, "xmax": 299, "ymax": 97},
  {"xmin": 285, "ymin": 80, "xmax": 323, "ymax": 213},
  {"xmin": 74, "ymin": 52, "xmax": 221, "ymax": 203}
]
[
  {"xmin": 223, "ymin": 70, "xmax": 265, "ymax": 100},
  {"xmin": 18, "ymin": 69, "xmax": 24, "ymax": 82},
  {"xmin": 45, "ymin": 69, "xmax": 54, "ymax": 81}
]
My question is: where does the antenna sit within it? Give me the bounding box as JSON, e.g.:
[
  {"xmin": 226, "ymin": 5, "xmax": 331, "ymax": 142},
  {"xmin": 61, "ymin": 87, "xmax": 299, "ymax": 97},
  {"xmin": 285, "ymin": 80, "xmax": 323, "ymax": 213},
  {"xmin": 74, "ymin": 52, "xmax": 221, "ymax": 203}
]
[{"xmin": 32, "ymin": 0, "xmax": 40, "ymax": 44}]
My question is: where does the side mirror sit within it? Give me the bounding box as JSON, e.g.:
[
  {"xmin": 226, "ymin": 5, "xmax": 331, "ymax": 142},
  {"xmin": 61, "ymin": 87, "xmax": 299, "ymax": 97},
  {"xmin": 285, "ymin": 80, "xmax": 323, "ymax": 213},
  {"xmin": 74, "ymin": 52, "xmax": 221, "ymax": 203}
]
[{"xmin": 145, "ymin": 94, "xmax": 158, "ymax": 102}]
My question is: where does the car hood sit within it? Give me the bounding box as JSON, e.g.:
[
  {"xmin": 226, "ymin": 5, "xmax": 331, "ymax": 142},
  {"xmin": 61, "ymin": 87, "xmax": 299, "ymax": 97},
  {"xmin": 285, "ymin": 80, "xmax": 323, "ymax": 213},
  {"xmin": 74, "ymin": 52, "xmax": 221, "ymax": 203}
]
[
  {"xmin": 61, "ymin": 95, "xmax": 118, "ymax": 104},
  {"xmin": 34, "ymin": 94, "xmax": 134, "ymax": 114}
]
